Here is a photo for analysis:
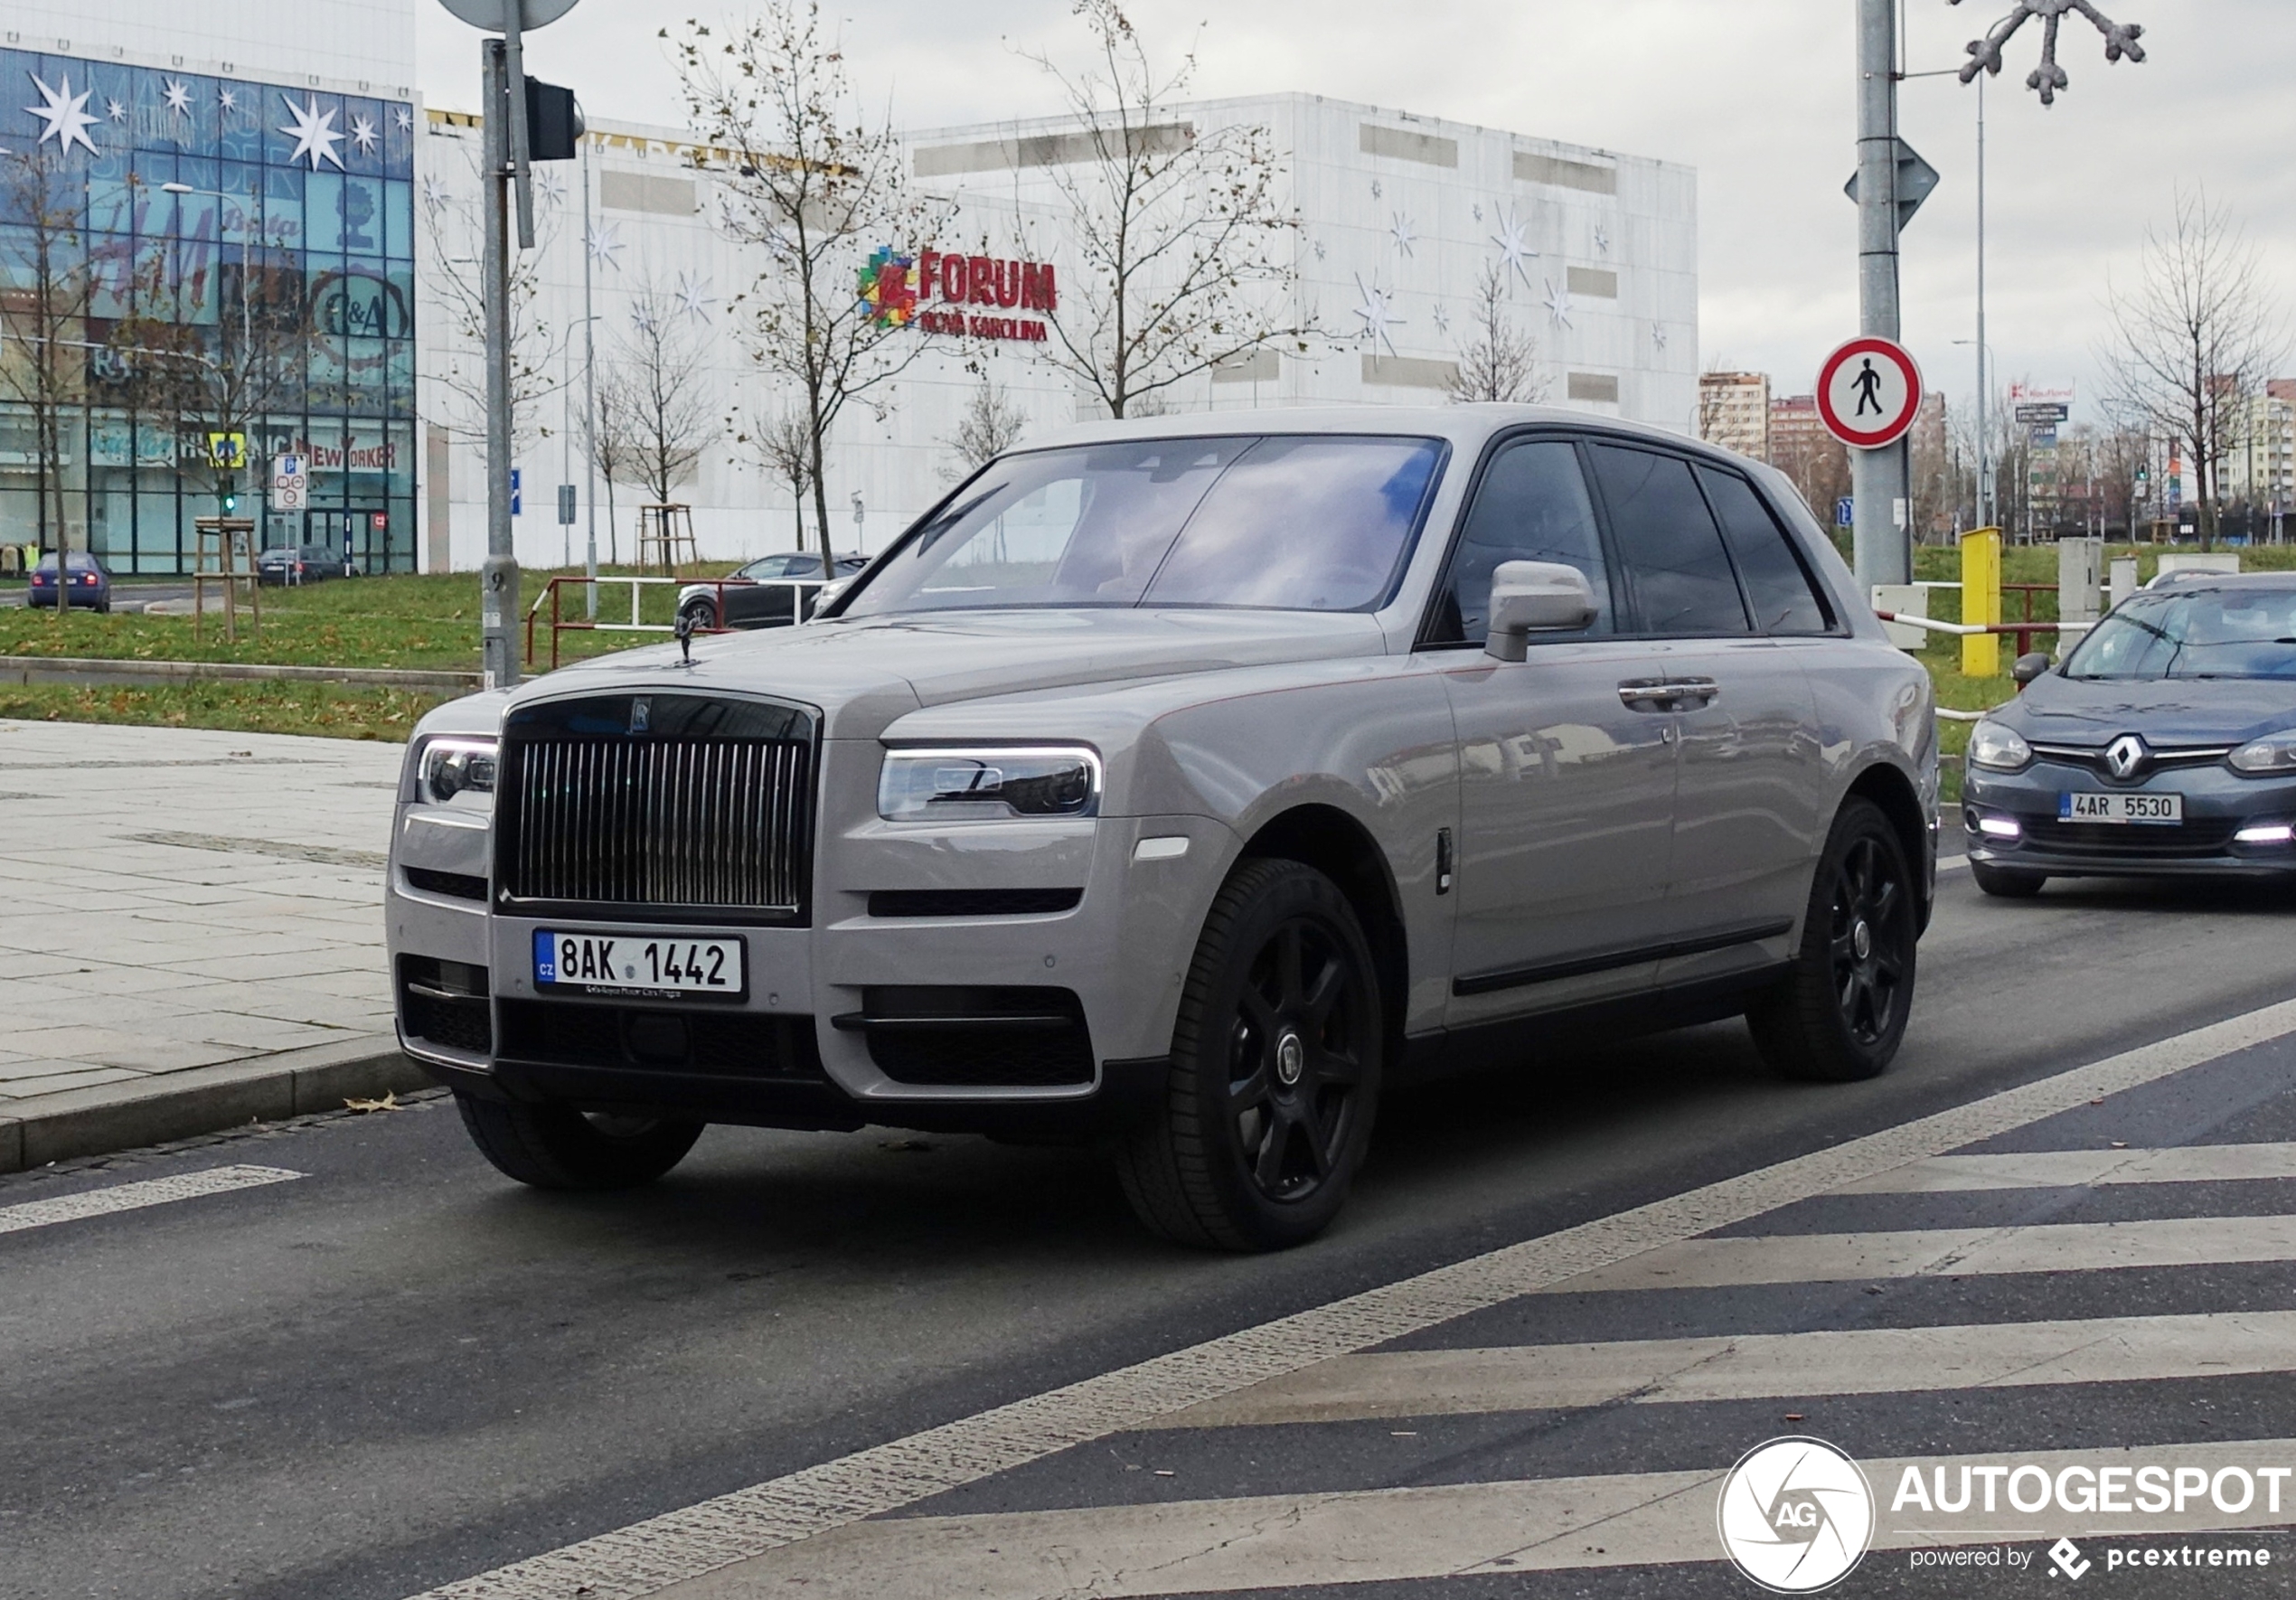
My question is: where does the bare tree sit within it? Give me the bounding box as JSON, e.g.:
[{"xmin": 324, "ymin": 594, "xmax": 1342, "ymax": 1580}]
[
  {"xmin": 734, "ymin": 405, "xmax": 815, "ymax": 553},
  {"xmin": 0, "ymin": 149, "xmax": 99, "ymax": 573},
  {"xmin": 601, "ymin": 288, "xmax": 718, "ymax": 505},
  {"xmin": 588, "ymin": 376, "xmax": 642, "ymax": 566},
  {"xmin": 940, "ymin": 379, "xmax": 1028, "ymax": 478},
  {"xmin": 419, "ymin": 137, "xmax": 566, "ymax": 455},
  {"xmin": 672, "ymin": 2, "xmax": 938, "ymax": 572},
  {"xmin": 2101, "ymin": 188, "xmax": 2284, "ymax": 545},
  {"xmin": 1445, "ymin": 263, "xmax": 1546, "ymax": 405},
  {"xmin": 1018, "ymin": 0, "xmax": 1310, "ymax": 419}
]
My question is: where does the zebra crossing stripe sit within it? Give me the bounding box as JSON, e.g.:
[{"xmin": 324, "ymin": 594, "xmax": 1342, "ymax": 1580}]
[
  {"xmin": 1147, "ymin": 1310, "xmax": 2296, "ymax": 1428},
  {"xmin": 0, "ymin": 1165, "xmax": 304, "ymax": 1236},
  {"xmin": 407, "ymin": 996, "xmax": 2296, "ymax": 1600},
  {"xmin": 651, "ymin": 1439, "xmax": 2296, "ymax": 1600},
  {"xmin": 1843, "ymin": 1142, "xmax": 2296, "ymax": 1192},
  {"xmin": 1537, "ymin": 1213, "xmax": 2296, "ymax": 1296}
]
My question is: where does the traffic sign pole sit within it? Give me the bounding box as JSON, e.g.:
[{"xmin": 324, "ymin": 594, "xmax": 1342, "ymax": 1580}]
[
  {"xmin": 479, "ymin": 32, "xmax": 520, "ymax": 691},
  {"xmin": 1853, "ymin": 0, "xmax": 1911, "ymax": 590}
]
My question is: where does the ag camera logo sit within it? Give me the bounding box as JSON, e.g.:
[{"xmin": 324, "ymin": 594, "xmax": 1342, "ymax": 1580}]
[{"xmin": 1717, "ymin": 1436, "xmax": 1876, "ymax": 1593}]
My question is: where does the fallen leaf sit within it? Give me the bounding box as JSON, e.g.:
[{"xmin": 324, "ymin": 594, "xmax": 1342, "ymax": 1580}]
[
  {"xmin": 1785, "ymin": 1414, "xmax": 1804, "ymax": 1422},
  {"xmin": 344, "ymin": 1093, "xmax": 400, "ymax": 1114}
]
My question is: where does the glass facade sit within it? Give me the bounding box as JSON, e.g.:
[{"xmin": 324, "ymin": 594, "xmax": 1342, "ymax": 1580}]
[{"xmin": 0, "ymin": 52, "xmax": 415, "ymax": 572}]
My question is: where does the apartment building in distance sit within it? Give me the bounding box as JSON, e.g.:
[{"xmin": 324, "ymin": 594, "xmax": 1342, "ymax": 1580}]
[{"xmin": 1697, "ymin": 371, "xmax": 1771, "ymax": 463}]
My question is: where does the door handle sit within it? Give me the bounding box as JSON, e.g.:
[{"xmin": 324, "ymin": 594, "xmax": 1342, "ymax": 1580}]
[
  {"xmin": 1617, "ymin": 679, "xmax": 1674, "ymax": 711},
  {"xmin": 1666, "ymin": 676, "xmax": 1721, "ymax": 706}
]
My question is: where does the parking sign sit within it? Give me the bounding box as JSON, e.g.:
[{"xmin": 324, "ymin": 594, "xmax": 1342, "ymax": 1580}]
[{"xmin": 269, "ymin": 453, "xmax": 307, "ymax": 513}]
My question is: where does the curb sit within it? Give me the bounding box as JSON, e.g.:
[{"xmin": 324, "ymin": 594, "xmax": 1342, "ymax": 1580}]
[
  {"xmin": 0, "ymin": 1035, "xmax": 436, "ymax": 1173},
  {"xmin": 0, "ymin": 655, "xmax": 481, "ymax": 694}
]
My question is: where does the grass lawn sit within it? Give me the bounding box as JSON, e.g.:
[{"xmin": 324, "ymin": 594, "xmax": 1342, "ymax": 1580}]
[{"xmin": 0, "ymin": 681, "xmax": 445, "ymax": 739}]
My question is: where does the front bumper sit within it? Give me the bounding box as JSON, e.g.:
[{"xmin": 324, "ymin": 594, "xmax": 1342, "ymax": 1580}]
[{"xmin": 1962, "ymin": 758, "xmax": 2296, "ymax": 879}]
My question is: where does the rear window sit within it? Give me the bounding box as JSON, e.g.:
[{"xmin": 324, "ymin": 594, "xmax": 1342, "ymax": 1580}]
[{"xmin": 841, "ymin": 435, "xmax": 1444, "ymax": 617}]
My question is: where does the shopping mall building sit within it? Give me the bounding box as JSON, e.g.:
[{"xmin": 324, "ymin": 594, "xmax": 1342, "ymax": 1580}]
[{"xmin": 6, "ymin": 0, "xmax": 1697, "ymax": 575}]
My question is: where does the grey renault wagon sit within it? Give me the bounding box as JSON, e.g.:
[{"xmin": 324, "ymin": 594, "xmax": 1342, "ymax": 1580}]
[{"xmin": 389, "ymin": 406, "xmax": 1937, "ymax": 1249}]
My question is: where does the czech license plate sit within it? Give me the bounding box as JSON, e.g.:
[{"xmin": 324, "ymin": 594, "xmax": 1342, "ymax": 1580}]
[
  {"xmin": 534, "ymin": 930, "xmax": 746, "ymax": 998},
  {"xmin": 2060, "ymin": 791, "xmax": 2183, "ymax": 825}
]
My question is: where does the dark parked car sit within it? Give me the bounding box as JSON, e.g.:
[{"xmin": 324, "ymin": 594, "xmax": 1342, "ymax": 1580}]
[
  {"xmin": 28, "ymin": 552, "xmax": 110, "ymax": 612},
  {"xmin": 675, "ymin": 551, "xmax": 866, "ymax": 632},
  {"xmin": 1964, "ymin": 572, "xmax": 2296, "ymax": 895},
  {"xmin": 257, "ymin": 543, "xmax": 353, "ymax": 585}
]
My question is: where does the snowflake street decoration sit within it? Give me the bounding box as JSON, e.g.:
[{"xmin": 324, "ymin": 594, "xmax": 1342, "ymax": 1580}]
[
  {"xmin": 1312, "ymin": 238, "xmax": 1326, "ymax": 261},
  {"xmin": 1369, "ymin": 178, "xmax": 1382, "ymax": 200},
  {"xmin": 419, "ymin": 172, "xmax": 451, "ymax": 213},
  {"xmin": 280, "ymin": 95, "xmax": 344, "ymax": 169},
  {"xmin": 1542, "ymin": 278, "xmax": 1574, "ymax": 330},
  {"xmin": 1953, "ymin": 0, "xmax": 2146, "ymax": 107},
  {"xmin": 1390, "ymin": 212, "xmax": 1417, "ymax": 258},
  {"xmin": 1651, "ymin": 323, "xmax": 1669, "ymax": 353},
  {"xmin": 629, "ymin": 300, "xmax": 658, "ymax": 335},
  {"xmin": 26, "ymin": 73, "xmax": 100, "ymax": 155},
  {"xmin": 163, "ymin": 78, "xmax": 191, "ymax": 117},
  {"xmin": 586, "ymin": 220, "xmax": 624, "ymax": 268},
  {"xmin": 394, "ymin": 105, "xmax": 413, "ymax": 132},
  {"xmin": 1472, "ymin": 202, "xmax": 1483, "ymax": 223},
  {"xmin": 1430, "ymin": 302, "xmax": 1450, "ymax": 335},
  {"xmin": 533, "ymin": 165, "xmax": 566, "ymax": 209},
  {"xmin": 1593, "ymin": 225, "xmax": 1610, "ymax": 258},
  {"xmin": 675, "ymin": 270, "xmax": 716, "ymax": 323},
  {"xmin": 106, "ymin": 98, "xmax": 127, "ymax": 123},
  {"xmin": 350, "ymin": 114, "xmax": 379, "ymax": 155},
  {"xmin": 219, "ymin": 88, "xmax": 239, "ymax": 113},
  {"xmin": 1352, "ymin": 274, "xmax": 1405, "ymax": 357},
  {"xmin": 856, "ymin": 247, "xmax": 919, "ymax": 329},
  {"xmin": 1490, "ymin": 205, "xmax": 1537, "ymax": 292}
]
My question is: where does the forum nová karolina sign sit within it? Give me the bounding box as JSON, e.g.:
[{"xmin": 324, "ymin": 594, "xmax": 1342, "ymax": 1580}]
[{"xmin": 860, "ymin": 247, "xmax": 1057, "ymax": 342}]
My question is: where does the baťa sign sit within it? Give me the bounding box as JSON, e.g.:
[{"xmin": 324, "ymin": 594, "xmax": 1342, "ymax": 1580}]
[
  {"xmin": 862, "ymin": 246, "xmax": 1058, "ymax": 343},
  {"xmin": 1815, "ymin": 336, "xmax": 1924, "ymax": 451}
]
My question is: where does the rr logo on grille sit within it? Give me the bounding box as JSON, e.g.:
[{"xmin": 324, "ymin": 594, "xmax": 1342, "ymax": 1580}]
[{"xmin": 630, "ymin": 698, "xmax": 651, "ymax": 734}]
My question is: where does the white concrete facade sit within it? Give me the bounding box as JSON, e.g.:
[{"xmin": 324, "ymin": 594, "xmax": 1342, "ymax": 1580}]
[{"xmin": 416, "ymin": 92, "xmax": 1698, "ymax": 573}]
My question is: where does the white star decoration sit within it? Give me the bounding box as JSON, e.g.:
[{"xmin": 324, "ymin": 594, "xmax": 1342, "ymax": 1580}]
[
  {"xmin": 1472, "ymin": 202, "xmax": 1483, "ymax": 223},
  {"xmin": 25, "ymin": 73, "xmax": 99, "ymax": 156},
  {"xmin": 1430, "ymin": 303, "xmax": 1451, "ymax": 335},
  {"xmin": 419, "ymin": 172, "xmax": 450, "ymax": 212},
  {"xmin": 1369, "ymin": 178, "xmax": 1382, "ymax": 200},
  {"xmin": 1543, "ymin": 278, "xmax": 1574, "ymax": 329},
  {"xmin": 106, "ymin": 98, "xmax": 127, "ymax": 123},
  {"xmin": 533, "ymin": 165, "xmax": 566, "ymax": 208},
  {"xmin": 393, "ymin": 106, "xmax": 412, "ymax": 132},
  {"xmin": 1490, "ymin": 205, "xmax": 1537, "ymax": 291},
  {"xmin": 219, "ymin": 88, "xmax": 239, "ymax": 112},
  {"xmin": 1312, "ymin": 238, "xmax": 1326, "ymax": 261},
  {"xmin": 163, "ymin": 79, "xmax": 191, "ymax": 117},
  {"xmin": 629, "ymin": 300, "xmax": 658, "ymax": 335},
  {"xmin": 1352, "ymin": 274, "xmax": 1405, "ymax": 357},
  {"xmin": 1651, "ymin": 323, "xmax": 1669, "ymax": 353},
  {"xmin": 1390, "ymin": 212, "xmax": 1417, "ymax": 258},
  {"xmin": 350, "ymin": 114, "xmax": 378, "ymax": 155},
  {"xmin": 1594, "ymin": 225, "xmax": 1611, "ymax": 257},
  {"xmin": 675, "ymin": 270, "xmax": 715, "ymax": 322},
  {"xmin": 279, "ymin": 95, "xmax": 344, "ymax": 171},
  {"xmin": 586, "ymin": 220, "xmax": 624, "ymax": 268}
]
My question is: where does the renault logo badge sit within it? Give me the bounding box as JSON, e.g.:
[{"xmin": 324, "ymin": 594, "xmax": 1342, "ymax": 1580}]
[{"xmin": 2104, "ymin": 734, "xmax": 2146, "ymax": 780}]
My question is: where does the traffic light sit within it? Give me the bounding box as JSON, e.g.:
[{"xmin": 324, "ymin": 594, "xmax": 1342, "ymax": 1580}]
[
  {"xmin": 222, "ymin": 492, "xmax": 238, "ymax": 513},
  {"xmin": 525, "ymin": 78, "xmax": 582, "ymax": 161}
]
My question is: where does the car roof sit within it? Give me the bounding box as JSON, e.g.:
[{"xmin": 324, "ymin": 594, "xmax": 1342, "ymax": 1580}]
[
  {"xmin": 2148, "ymin": 570, "xmax": 2296, "ymax": 591},
  {"xmin": 1021, "ymin": 402, "xmax": 1736, "ymax": 467}
]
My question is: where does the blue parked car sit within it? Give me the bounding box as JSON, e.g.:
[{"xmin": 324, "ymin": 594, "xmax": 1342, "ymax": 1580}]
[{"xmin": 28, "ymin": 552, "xmax": 111, "ymax": 613}]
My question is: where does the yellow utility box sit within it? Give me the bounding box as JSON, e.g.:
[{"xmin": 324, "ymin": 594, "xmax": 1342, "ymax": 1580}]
[{"xmin": 1960, "ymin": 528, "xmax": 2001, "ymax": 678}]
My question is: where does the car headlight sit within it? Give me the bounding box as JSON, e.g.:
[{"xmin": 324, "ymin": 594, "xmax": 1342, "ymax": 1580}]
[
  {"xmin": 419, "ymin": 738, "xmax": 499, "ymax": 803},
  {"xmin": 2229, "ymin": 731, "xmax": 2296, "ymax": 776},
  {"xmin": 1966, "ymin": 720, "xmax": 2034, "ymax": 773},
  {"xmin": 879, "ymin": 746, "xmax": 1101, "ymax": 822}
]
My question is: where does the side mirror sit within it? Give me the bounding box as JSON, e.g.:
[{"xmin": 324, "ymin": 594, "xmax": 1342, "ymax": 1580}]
[
  {"xmin": 1485, "ymin": 560, "xmax": 1596, "ymax": 662},
  {"xmin": 2011, "ymin": 651, "xmax": 2051, "ymax": 688}
]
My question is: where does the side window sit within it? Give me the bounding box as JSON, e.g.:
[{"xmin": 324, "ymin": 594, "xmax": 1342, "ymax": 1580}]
[
  {"xmin": 1587, "ymin": 444, "xmax": 1751, "ymax": 637},
  {"xmin": 1426, "ymin": 438, "xmax": 1613, "ymax": 645},
  {"xmin": 1698, "ymin": 466, "xmax": 1835, "ymax": 635}
]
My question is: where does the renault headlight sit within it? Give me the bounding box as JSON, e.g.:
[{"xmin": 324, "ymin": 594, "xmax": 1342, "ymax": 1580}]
[
  {"xmin": 419, "ymin": 738, "xmax": 499, "ymax": 803},
  {"xmin": 1966, "ymin": 720, "xmax": 2033, "ymax": 773},
  {"xmin": 879, "ymin": 747, "xmax": 1101, "ymax": 822},
  {"xmin": 2229, "ymin": 731, "xmax": 2296, "ymax": 776}
]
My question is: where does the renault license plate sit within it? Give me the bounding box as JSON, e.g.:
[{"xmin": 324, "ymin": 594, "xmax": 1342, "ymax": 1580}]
[
  {"xmin": 2060, "ymin": 792, "xmax": 2182, "ymax": 825},
  {"xmin": 534, "ymin": 930, "xmax": 747, "ymax": 998}
]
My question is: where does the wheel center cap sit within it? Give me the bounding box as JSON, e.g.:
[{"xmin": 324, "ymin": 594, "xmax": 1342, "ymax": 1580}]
[
  {"xmin": 1275, "ymin": 1031, "xmax": 1306, "ymax": 1087},
  {"xmin": 1852, "ymin": 920, "xmax": 1873, "ymax": 961}
]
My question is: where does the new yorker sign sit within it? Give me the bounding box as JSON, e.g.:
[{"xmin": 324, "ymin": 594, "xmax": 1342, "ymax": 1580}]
[{"xmin": 860, "ymin": 247, "xmax": 1058, "ymax": 343}]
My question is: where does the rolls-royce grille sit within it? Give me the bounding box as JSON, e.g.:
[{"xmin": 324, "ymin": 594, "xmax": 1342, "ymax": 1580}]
[{"xmin": 497, "ymin": 692, "xmax": 816, "ymax": 918}]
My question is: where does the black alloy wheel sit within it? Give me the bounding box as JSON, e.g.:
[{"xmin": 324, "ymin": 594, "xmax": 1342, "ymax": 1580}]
[
  {"xmin": 1749, "ymin": 798, "xmax": 1917, "ymax": 1083},
  {"xmin": 1116, "ymin": 857, "xmax": 1384, "ymax": 1250},
  {"xmin": 680, "ymin": 598, "xmax": 719, "ymax": 634}
]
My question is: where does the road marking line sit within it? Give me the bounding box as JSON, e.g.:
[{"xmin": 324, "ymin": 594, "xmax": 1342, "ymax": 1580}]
[
  {"xmin": 1840, "ymin": 1142, "xmax": 2296, "ymax": 1193},
  {"xmin": 1938, "ymin": 853, "xmax": 1969, "ymax": 872},
  {"xmin": 408, "ymin": 996, "xmax": 2296, "ymax": 1600},
  {"xmin": 1147, "ymin": 1310, "xmax": 2296, "ymax": 1427},
  {"xmin": 651, "ymin": 1438, "xmax": 2296, "ymax": 1600},
  {"xmin": 1542, "ymin": 1214, "xmax": 2296, "ymax": 1296},
  {"xmin": 0, "ymin": 1164, "xmax": 303, "ymax": 1236}
]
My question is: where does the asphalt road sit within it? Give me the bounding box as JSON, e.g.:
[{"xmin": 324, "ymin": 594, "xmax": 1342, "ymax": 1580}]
[{"xmin": 5, "ymin": 856, "xmax": 2296, "ymax": 1600}]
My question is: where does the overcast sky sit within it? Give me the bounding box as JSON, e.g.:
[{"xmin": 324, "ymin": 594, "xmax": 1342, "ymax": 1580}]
[{"xmin": 420, "ymin": 0, "xmax": 2296, "ymax": 428}]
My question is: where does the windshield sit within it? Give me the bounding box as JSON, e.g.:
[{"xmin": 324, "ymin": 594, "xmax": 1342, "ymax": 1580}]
[
  {"xmin": 839, "ymin": 435, "xmax": 1444, "ymax": 617},
  {"xmin": 2063, "ymin": 587, "xmax": 2296, "ymax": 681}
]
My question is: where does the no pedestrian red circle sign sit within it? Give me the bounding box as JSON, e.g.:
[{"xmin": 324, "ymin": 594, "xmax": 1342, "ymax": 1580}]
[{"xmin": 1816, "ymin": 336, "xmax": 1924, "ymax": 450}]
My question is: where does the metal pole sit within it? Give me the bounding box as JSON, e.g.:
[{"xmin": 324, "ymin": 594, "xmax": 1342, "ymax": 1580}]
[
  {"xmin": 1975, "ymin": 71, "xmax": 1991, "ymax": 529},
  {"xmin": 1851, "ymin": 0, "xmax": 1910, "ymax": 588},
  {"xmin": 581, "ymin": 130, "xmax": 598, "ymax": 618},
  {"xmin": 480, "ymin": 37, "xmax": 521, "ymax": 690}
]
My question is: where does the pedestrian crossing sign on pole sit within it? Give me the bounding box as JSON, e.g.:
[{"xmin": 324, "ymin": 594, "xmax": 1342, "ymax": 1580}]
[{"xmin": 206, "ymin": 431, "xmax": 247, "ymax": 470}]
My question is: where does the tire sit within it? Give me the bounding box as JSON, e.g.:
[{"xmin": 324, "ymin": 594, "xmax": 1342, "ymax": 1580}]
[
  {"xmin": 1971, "ymin": 862, "xmax": 2046, "ymax": 899},
  {"xmin": 1115, "ymin": 857, "xmax": 1383, "ymax": 1250},
  {"xmin": 680, "ymin": 599, "xmax": 718, "ymax": 634},
  {"xmin": 454, "ymin": 1091, "xmax": 703, "ymax": 1191},
  {"xmin": 1749, "ymin": 798, "xmax": 1917, "ymax": 1084}
]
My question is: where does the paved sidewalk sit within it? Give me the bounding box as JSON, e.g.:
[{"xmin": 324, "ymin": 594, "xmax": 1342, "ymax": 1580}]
[{"xmin": 0, "ymin": 720, "xmax": 424, "ymax": 1165}]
